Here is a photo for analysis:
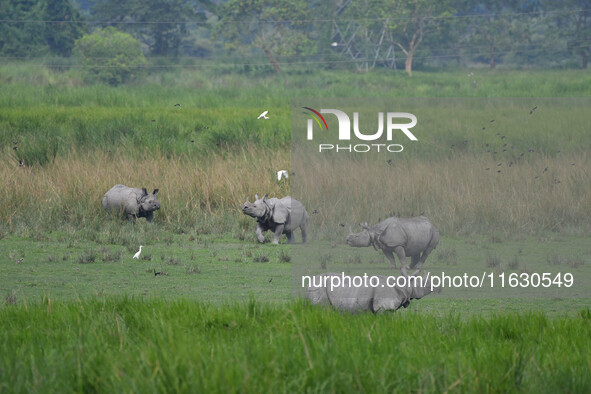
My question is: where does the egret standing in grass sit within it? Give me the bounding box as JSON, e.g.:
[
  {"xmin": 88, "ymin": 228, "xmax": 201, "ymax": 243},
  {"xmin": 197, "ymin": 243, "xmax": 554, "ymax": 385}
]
[
  {"xmin": 133, "ymin": 245, "xmax": 143, "ymax": 259},
  {"xmin": 257, "ymin": 110, "xmax": 269, "ymax": 119}
]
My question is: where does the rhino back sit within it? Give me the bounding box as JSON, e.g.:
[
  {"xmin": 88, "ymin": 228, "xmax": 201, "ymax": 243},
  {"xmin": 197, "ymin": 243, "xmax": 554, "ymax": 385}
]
[
  {"xmin": 378, "ymin": 216, "xmax": 438, "ymax": 253},
  {"xmin": 278, "ymin": 196, "xmax": 308, "ymax": 230},
  {"xmin": 102, "ymin": 184, "xmax": 140, "ymax": 214}
]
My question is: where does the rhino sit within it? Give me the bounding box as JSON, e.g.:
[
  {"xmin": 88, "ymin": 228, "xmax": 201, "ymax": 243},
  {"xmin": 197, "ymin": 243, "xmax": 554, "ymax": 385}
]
[
  {"xmin": 241, "ymin": 194, "xmax": 309, "ymax": 244},
  {"xmin": 346, "ymin": 216, "xmax": 439, "ymax": 276},
  {"xmin": 102, "ymin": 184, "xmax": 160, "ymax": 222},
  {"xmin": 304, "ymin": 273, "xmax": 438, "ymax": 314}
]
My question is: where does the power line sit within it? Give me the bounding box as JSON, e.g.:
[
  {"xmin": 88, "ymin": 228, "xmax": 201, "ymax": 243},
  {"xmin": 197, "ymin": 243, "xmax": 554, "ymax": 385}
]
[
  {"xmin": 0, "ymin": 45, "xmax": 577, "ymax": 69},
  {"xmin": 0, "ymin": 8, "xmax": 588, "ymax": 25}
]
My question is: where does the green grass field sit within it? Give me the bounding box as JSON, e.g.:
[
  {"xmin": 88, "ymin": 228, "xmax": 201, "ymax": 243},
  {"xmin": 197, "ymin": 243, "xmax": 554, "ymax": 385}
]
[{"xmin": 1, "ymin": 65, "xmax": 590, "ymax": 392}]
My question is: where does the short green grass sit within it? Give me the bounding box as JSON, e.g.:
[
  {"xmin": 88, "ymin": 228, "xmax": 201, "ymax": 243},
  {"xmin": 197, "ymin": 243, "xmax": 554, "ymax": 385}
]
[
  {"xmin": 0, "ymin": 297, "xmax": 590, "ymax": 393},
  {"xmin": 2, "ymin": 232, "xmax": 590, "ymax": 313},
  {"xmin": 2, "ymin": 66, "xmax": 591, "ymax": 391}
]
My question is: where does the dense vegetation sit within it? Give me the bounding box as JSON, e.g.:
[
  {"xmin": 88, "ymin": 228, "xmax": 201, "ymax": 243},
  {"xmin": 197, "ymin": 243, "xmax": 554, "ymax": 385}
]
[
  {"xmin": 1, "ymin": 0, "xmax": 590, "ymax": 78},
  {"xmin": 1, "ymin": 298, "xmax": 590, "ymax": 392},
  {"xmin": 1, "ymin": 66, "xmax": 590, "ymax": 238}
]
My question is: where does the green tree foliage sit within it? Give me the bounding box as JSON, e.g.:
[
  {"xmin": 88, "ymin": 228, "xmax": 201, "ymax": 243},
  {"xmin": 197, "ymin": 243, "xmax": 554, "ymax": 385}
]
[
  {"xmin": 0, "ymin": 0, "xmax": 85, "ymax": 57},
  {"xmin": 335, "ymin": 0, "xmax": 455, "ymax": 76},
  {"xmin": 548, "ymin": 0, "xmax": 591, "ymax": 68},
  {"xmin": 73, "ymin": 26, "xmax": 147, "ymax": 85},
  {"xmin": 463, "ymin": 0, "xmax": 533, "ymax": 69},
  {"xmin": 45, "ymin": 0, "xmax": 87, "ymax": 56},
  {"xmin": 91, "ymin": 0, "xmax": 200, "ymax": 56},
  {"xmin": 215, "ymin": 0, "xmax": 316, "ymax": 72}
]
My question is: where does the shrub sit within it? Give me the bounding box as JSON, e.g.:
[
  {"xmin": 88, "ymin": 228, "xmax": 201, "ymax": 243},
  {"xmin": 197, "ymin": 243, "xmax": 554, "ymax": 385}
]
[{"xmin": 73, "ymin": 27, "xmax": 147, "ymax": 86}]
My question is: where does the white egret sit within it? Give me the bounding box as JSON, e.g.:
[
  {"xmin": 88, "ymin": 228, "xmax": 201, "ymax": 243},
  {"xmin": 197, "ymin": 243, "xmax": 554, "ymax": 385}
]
[{"xmin": 133, "ymin": 245, "xmax": 143, "ymax": 259}]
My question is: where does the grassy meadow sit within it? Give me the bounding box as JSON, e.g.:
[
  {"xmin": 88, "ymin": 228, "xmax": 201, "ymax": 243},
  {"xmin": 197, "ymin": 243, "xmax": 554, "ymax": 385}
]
[
  {"xmin": 1, "ymin": 64, "xmax": 591, "ymax": 391},
  {"xmin": 1, "ymin": 298, "xmax": 590, "ymax": 393}
]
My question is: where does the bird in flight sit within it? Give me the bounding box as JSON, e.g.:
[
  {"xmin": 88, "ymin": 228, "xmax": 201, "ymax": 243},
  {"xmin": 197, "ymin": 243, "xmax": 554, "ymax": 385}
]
[
  {"xmin": 133, "ymin": 245, "xmax": 143, "ymax": 259},
  {"xmin": 257, "ymin": 111, "xmax": 269, "ymax": 119},
  {"xmin": 277, "ymin": 170, "xmax": 288, "ymax": 181}
]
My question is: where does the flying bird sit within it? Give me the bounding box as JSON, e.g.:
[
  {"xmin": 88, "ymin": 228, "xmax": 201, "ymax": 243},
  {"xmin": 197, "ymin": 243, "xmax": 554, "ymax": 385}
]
[
  {"xmin": 277, "ymin": 170, "xmax": 288, "ymax": 181},
  {"xmin": 529, "ymin": 106, "xmax": 537, "ymax": 114},
  {"xmin": 133, "ymin": 245, "xmax": 143, "ymax": 259},
  {"xmin": 257, "ymin": 111, "xmax": 269, "ymax": 120}
]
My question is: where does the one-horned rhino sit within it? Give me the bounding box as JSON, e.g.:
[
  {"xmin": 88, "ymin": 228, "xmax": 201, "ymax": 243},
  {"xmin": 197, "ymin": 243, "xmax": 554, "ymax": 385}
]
[
  {"xmin": 242, "ymin": 194, "xmax": 309, "ymax": 244},
  {"xmin": 102, "ymin": 184, "xmax": 160, "ymax": 222},
  {"xmin": 304, "ymin": 273, "xmax": 438, "ymax": 314},
  {"xmin": 346, "ymin": 216, "xmax": 439, "ymax": 276}
]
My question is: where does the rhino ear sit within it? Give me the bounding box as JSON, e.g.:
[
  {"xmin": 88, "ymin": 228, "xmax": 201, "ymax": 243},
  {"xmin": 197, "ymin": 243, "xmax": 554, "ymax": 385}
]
[
  {"xmin": 142, "ymin": 187, "xmax": 148, "ymax": 196},
  {"xmin": 348, "ymin": 225, "xmax": 353, "ymax": 234},
  {"xmin": 255, "ymin": 194, "xmax": 259, "ymax": 200},
  {"xmin": 361, "ymin": 223, "xmax": 370, "ymax": 231},
  {"xmin": 246, "ymin": 196, "xmax": 250, "ymax": 203},
  {"xmin": 152, "ymin": 189, "xmax": 159, "ymax": 195},
  {"xmin": 262, "ymin": 194, "xmax": 268, "ymax": 202}
]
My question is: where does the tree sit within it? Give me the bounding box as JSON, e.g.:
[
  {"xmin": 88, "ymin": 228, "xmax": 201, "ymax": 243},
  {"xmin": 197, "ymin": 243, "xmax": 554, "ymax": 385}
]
[
  {"xmin": 336, "ymin": 0, "xmax": 455, "ymax": 76},
  {"xmin": 463, "ymin": 0, "xmax": 534, "ymax": 69},
  {"xmin": 45, "ymin": 0, "xmax": 87, "ymax": 56},
  {"xmin": 91, "ymin": 0, "xmax": 199, "ymax": 56},
  {"xmin": 548, "ymin": 0, "xmax": 591, "ymax": 68},
  {"xmin": 215, "ymin": 0, "xmax": 315, "ymax": 73},
  {"xmin": 73, "ymin": 26, "xmax": 147, "ymax": 85},
  {"xmin": 0, "ymin": 0, "xmax": 85, "ymax": 57}
]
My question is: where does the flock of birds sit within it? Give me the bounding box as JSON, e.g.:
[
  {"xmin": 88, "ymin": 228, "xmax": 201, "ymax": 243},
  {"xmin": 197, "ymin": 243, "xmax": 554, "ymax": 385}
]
[{"xmin": 439, "ymin": 104, "xmax": 571, "ymax": 184}]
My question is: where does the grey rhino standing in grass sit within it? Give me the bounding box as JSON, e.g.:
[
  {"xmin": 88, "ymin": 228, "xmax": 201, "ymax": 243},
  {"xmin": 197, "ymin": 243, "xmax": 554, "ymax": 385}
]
[
  {"xmin": 304, "ymin": 273, "xmax": 438, "ymax": 314},
  {"xmin": 102, "ymin": 184, "xmax": 160, "ymax": 222},
  {"xmin": 242, "ymin": 194, "xmax": 309, "ymax": 244},
  {"xmin": 346, "ymin": 216, "xmax": 439, "ymax": 276}
]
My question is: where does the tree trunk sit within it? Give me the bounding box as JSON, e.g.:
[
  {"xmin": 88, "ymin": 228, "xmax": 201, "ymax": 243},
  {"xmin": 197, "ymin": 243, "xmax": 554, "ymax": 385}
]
[
  {"xmin": 581, "ymin": 50, "xmax": 588, "ymax": 69},
  {"xmin": 490, "ymin": 44, "xmax": 496, "ymax": 69},
  {"xmin": 405, "ymin": 49, "xmax": 414, "ymax": 77},
  {"xmin": 263, "ymin": 47, "xmax": 281, "ymax": 73}
]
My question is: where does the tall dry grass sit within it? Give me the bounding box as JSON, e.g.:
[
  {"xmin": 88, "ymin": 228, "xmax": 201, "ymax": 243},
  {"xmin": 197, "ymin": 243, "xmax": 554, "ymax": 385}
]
[
  {"xmin": 294, "ymin": 151, "xmax": 591, "ymax": 237},
  {"xmin": 0, "ymin": 145, "xmax": 289, "ymax": 234},
  {"xmin": 3, "ymin": 144, "xmax": 590, "ymax": 237}
]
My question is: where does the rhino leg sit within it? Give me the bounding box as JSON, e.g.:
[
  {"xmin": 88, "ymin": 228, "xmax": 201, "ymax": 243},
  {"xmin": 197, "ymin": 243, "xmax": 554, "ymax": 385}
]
[
  {"xmin": 286, "ymin": 231, "xmax": 294, "ymax": 244},
  {"xmin": 300, "ymin": 222, "xmax": 308, "ymax": 244},
  {"xmin": 145, "ymin": 211, "xmax": 154, "ymax": 223},
  {"xmin": 382, "ymin": 250, "xmax": 398, "ymax": 269},
  {"xmin": 410, "ymin": 255, "xmax": 420, "ymax": 268},
  {"xmin": 255, "ymin": 223, "xmax": 266, "ymax": 243},
  {"xmin": 413, "ymin": 244, "xmax": 437, "ymax": 272},
  {"xmin": 393, "ymin": 246, "xmax": 410, "ymax": 277},
  {"xmin": 272, "ymin": 224, "xmax": 285, "ymax": 244}
]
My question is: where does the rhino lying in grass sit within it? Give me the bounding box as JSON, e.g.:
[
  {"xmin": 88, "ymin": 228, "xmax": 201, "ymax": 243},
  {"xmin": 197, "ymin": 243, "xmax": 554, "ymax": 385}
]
[
  {"xmin": 347, "ymin": 216, "xmax": 439, "ymax": 276},
  {"xmin": 304, "ymin": 273, "xmax": 438, "ymax": 314},
  {"xmin": 102, "ymin": 184, "xmax": 160, "ymax": 222},
  {"xmin": 242, "ymin": 194, "xmax": 309, "ymax": 244}
]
